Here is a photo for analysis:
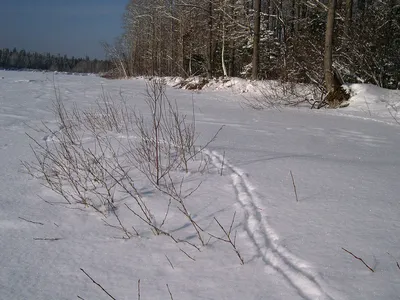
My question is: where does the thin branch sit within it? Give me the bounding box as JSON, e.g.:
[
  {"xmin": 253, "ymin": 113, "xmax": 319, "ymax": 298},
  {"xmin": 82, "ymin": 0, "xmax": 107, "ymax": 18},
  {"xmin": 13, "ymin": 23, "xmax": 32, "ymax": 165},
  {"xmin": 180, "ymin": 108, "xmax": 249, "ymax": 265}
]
[
  {"xmin": 220, "ymin": 151, "xmax": 225, "ymax": 176},
  {"xmin": 211, "ymin": 214, "xmax": 244, "ymax": 265},
  {"xmin": 80, "ymin": 268, "xmax": 117, "ymax": 300},
  {"xmin": 131, "ymin": 225, "xmax": 140, "ymax": 237},
  {"xmin": 165, "ymin": 255, "xmax": 175, "ymax": 270},
  {"xmin": 387, "ymin": 252, "xmax": 400, "ymax": 271},
  {"xmin": 388, "ymin": 104, "xmax": 400, "ymax": 125},
  {"xmin": 19, "ymin": 217, "xmax": 44, "ymax": 225},
  {"xmin": 166, "ymin": 284, "xmax": 174, "ymax": 300},
  {"xmin": 290, "ymin": 170, "xmax": 299, "ymax": 202},
  {"xmin": 179, "ymin": 248, "xmax": 196, "ymax": 261},
  {"xmin": 177, "ymin": 239, "xmax": 201, "ymax": 252},
  {"xmin": 342, "ymin": 247, "xmax": 374, "ymax": 272},
  {"xmin": 138, "ymin": 279, "xmax": 141, "ymax": 300},
  {"xmin": 125, "ymin": 203, "xmax": 177, "ymax": 241},
  {"xmin": 33, "ymin": 237, "xmax": 62, "ymax": 241},
  {"xmin": 160, "ymin": 198, "xmax": 172, "ymax": 228},
  {"xmin": 102, "ymin": 218, "xmax": 132, "ymax": 239}
]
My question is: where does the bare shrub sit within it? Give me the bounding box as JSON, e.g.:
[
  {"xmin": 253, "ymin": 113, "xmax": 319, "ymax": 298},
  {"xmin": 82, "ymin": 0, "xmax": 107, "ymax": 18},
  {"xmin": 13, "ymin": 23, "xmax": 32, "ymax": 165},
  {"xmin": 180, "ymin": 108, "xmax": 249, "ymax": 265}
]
[
  {"xmin": 80, "ymin": 88, "xmax": 129, "ymax": 134},
  {"xmin": 23, "ymin": 79, "xmax": 222, "ymax": 246},
  {"xmin": 209, "ymin": 212, "xmax": 245, "ymax": 265},
  {"xmin": 23, "ymin": 87, "xmax": 155, "ymax": 237},
  {"xmin": 388, "ymin": 102, "xmax": 400, "ymax": 125},
  {"xmin": 23, "ymin": 89, "xmax": 127, "ymax": 215},
  {"xmin": 245, "ymin": 80, "xmax": 324, "ymax": 110},
  {"xmin": 125, "ymin": 79, "xmax": 222, "ymax": 245},
  {"xmin": 130, "ymin": 79, "xmax": 218, "ymax": 183}
]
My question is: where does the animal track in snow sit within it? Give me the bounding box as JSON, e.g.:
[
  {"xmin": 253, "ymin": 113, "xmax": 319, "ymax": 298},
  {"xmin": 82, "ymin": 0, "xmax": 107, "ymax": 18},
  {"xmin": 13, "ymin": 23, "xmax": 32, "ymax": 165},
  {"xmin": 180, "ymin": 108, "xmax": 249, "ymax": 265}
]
[{"xmin": 204, "ymin": 149, "xmax": 339, "ymax": 300}]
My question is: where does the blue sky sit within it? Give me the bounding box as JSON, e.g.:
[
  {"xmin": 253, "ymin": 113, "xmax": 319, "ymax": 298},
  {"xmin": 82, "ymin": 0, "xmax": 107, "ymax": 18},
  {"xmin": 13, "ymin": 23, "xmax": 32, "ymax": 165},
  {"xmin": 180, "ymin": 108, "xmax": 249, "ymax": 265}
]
[{"xmin": 0, "ymin": 0, "xmax": 129, "ymax": 59}]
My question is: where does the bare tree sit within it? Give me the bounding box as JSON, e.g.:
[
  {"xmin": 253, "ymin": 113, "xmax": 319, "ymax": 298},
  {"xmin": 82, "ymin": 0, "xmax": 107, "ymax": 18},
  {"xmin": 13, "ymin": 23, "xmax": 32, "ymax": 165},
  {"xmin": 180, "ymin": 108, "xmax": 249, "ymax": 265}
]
[
  {"xmin": 324, "ymin": 0, "xmax": 336, "ymax": 94},
  {"xmin": 251, "ymin": 0, "xmax": 261, "ymax": 80},
  {"xmin": 106, "ymin": 0, "xmax": 399, "ymax": 91},
  {"xmin": 344, "ymin": 0, "xmax": 353, "ymax": 36}
]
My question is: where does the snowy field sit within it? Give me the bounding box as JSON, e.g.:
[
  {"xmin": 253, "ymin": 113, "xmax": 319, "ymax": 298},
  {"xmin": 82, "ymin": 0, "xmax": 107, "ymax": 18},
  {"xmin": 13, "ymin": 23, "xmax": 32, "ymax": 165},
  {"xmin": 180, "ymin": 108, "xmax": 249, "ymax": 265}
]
[{"xmin": 1, "ymin": 70, "xmax": 400, "ymax": 300}]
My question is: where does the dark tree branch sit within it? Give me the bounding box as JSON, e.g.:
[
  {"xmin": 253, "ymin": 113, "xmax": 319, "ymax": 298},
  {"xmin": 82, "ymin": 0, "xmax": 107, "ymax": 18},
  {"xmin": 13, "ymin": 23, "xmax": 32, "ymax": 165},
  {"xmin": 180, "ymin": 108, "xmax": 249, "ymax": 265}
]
[
  {"xmin": 342, "ymin": 247, "xmax": 374, "ymax": 272},
  {"xmin": 80, "ymin": 268, "xmax": 117, "ymax": 300}
]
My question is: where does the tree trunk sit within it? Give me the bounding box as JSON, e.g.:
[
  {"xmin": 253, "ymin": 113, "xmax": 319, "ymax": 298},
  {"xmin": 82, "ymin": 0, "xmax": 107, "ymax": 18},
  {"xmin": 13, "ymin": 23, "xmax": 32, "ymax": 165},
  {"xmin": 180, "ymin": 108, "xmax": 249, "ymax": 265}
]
[
  {"xmin": 267, "ymin": 0, "xmax": 272, "ymax": 31},
  {"xmin": 324, "ymin": 0, "xmax": 336, "ymax": 93},
  {"xmin": 207, "ymin": 0, "xmax": 213, "ymax": 79},
  {"xmin": 221, "ymin": 25, "xmax": 227, "ymax": 77},
  {"xmin": 229, "ymin": 44, "xmax": 235, "ymax": 77},
  {"xmin": 291, "ymin": 0, "xmax": 296, "ymax": 34},
  {"xmin": 221, "ymin": 0, "xmax": 227, "ymax": 77},
  {"xmin": 344, "ymin": 0, "xmax": 353, "ymax": 36},
  {"xmin": 323, "ymin": 0, "xmax": 350, "ymax": 108},
  {"xmin": 294, "ymin": 0, "xmax": 301, "ymax": 33},
  {"xmin": 180, "ymin": 24, "xmax": 186, "ymax": 77},
  {"xmin": 152, "ymin": 20, "xmax": 156, "ymax": 76},
  {"xmin": 252, "ymin": 0, "xmax": 261, "ymax": 80}
]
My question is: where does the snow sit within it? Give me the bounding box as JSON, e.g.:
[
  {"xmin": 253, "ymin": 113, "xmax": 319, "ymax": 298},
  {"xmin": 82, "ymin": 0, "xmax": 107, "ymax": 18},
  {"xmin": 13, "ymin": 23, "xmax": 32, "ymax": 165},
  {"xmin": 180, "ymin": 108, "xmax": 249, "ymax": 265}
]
[{"xmin": 1, "ymin": 70, "xmax": 400, "ymax": 300}]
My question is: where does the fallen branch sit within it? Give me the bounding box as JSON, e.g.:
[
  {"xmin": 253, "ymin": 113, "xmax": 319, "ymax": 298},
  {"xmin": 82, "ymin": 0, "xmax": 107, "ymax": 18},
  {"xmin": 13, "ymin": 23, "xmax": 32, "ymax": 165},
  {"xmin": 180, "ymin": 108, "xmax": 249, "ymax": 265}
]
[
  {"xmin": 33, "ymin": 237, "xmax": 62, "ymax": 241},
  {"xmin": 19, "ymin": 217, "xmax": 44, "ymax": 225},
  {"xmin": 166, "ymin": 284, "xmax": 174, "ymax": 300},
  {"xmin": 137, "ymin": 279, "xmax": 141, "ymax": 300},
  {"xmin": 342, "ymin": 247, "xmax": 374, "ymax": 272},
  {"xmin": 386, "ymin": 252, "xmax": 400, "ymax": 271},
  {"xmin": 290, "ymin": 170, "xmax": 299, "ymax": 202},
  {"xmin": 165, "ymin": 255, "xmax": 175, "ymax": 270},
  {"xmin": 179, "ymin": 248, "xmax": 196, "ymax": 261},
  {"xmin": 80, "ymin": 268, "xmax": 117, "ymax": 300}
]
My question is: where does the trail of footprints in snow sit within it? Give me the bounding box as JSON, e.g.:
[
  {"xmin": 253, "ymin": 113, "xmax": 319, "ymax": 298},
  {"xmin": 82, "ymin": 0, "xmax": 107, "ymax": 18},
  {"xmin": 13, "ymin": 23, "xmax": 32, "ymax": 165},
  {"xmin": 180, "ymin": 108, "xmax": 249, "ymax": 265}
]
[{"xmin": 204, "ymin": 149, "xmax": 337, "ymax": 300}]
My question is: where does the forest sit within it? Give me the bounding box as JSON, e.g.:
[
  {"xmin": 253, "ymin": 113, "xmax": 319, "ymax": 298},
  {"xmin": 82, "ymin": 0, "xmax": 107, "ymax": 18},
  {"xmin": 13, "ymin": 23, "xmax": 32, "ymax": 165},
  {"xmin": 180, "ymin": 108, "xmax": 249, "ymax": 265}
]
[
  {"xmin": 104, "ymin": 0, "xmax": 399, "ymax": 95},
  {"xmin": 0, "ymin": 48, "xmax": 111, "ymax": 74}
]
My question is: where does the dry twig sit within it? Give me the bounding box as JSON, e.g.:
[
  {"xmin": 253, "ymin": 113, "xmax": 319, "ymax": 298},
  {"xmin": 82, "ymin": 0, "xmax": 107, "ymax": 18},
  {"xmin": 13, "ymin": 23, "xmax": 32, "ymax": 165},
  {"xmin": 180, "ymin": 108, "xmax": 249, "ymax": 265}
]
[
  {"xmin": 19, "ymin": 217, "xmax": 44, "ymax": 225},
  {"xmin": 137, "ymin": 279, "xmax": 141, "ymax": 300},
  {"xmin": 179, "ymin": 248, "xmax": 196, "ymax": 261},
  {"xmin": 165, "ymin": 255, "xmax": 175, "ymax": 269},
  {"xmin": 290, "ymin": 170, "xmax": 299, "ymax": 202},
  {"xmin": 166, "ymin": 284, "xmax": 174, "ymax": 300},
  {"xmin": 342, "ymin": 247, "xmax": 374, "ymax": 272},
  {"xmin": 80, "ymin": 268, "xmax": 117, "ymax": 300},
  {"xmin": 209, "ymin": 213, "xmax": 244, "ymax": 265},
  {"xmin": 220, "ymin": 151, "xmax": 225, "ymax": 176},
  {"xmin": 33, "ymin": 237, "xmax": 62, "ymax": 241}
]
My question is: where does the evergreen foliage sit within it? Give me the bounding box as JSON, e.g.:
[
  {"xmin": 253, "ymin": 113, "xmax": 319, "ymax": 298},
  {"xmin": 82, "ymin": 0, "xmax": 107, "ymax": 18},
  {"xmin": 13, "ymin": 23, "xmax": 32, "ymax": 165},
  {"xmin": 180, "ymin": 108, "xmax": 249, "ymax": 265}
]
[{"xmin": 0, "ymin": 48, "xmax": 112, "ymax": 74}]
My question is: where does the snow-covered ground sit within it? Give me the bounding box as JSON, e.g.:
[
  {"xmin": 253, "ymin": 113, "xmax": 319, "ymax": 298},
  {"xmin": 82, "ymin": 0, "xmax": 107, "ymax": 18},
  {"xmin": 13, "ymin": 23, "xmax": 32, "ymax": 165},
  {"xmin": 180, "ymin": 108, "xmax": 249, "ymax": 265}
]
[{"xmin": 1, "ymin": 70, "xmax": 400, "ymax": 300}]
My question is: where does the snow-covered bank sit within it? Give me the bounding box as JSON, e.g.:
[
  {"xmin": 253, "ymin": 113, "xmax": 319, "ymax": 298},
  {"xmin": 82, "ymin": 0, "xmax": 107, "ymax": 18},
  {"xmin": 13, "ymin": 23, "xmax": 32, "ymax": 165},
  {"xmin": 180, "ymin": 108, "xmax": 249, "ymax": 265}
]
[
  {"xmin": 1, "ymin": 70, "xmax": 400, "ymax": 300},
  {"xmin": 162, "ymin": 76, "xmax": 400, "ymax": 124}
]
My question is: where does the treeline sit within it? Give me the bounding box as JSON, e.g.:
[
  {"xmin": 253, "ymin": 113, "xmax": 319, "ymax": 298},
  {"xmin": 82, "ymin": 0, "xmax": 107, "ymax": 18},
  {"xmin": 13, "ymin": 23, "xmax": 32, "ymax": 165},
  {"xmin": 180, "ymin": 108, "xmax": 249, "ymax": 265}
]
[
  {"xmin": 105, "ymin": 0, "xmax": 399, "ymax": 90},
  {"xmin": 0, "ymin": 48, "xmax": 112, "ymax": 74}
]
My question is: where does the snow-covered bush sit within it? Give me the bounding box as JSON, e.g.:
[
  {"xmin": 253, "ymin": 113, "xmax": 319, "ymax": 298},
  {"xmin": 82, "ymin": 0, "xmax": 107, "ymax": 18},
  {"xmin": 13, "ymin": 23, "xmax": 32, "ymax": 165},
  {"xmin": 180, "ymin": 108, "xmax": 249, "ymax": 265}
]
[{"xmin": 23, "ymin": 79, "xmax": 228, "ymax": 248}]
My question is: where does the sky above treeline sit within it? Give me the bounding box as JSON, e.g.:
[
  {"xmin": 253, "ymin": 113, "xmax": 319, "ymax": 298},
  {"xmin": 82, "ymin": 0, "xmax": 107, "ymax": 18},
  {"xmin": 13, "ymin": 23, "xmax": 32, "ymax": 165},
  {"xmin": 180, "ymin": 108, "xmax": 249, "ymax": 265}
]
[{"xmin": 0, "ymin": 0, "xmax": 129, "ymax": 59}]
